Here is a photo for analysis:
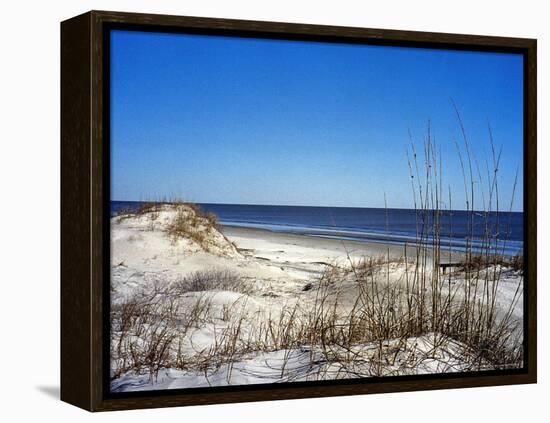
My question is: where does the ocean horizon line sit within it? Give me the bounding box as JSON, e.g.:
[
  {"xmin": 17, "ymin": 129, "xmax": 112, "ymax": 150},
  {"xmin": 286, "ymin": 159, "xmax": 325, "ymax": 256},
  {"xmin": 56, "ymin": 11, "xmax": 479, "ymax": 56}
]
[{"xmin": 111, "ymin": 199, "xmax": 524, "ymax": 215}]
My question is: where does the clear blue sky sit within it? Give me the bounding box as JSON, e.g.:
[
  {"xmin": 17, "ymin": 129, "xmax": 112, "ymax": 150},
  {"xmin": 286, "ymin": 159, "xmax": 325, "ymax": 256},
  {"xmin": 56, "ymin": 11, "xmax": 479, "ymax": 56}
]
[{"xmin": 111, "ymin": 30, "xmax": 524, "ymax": 211}]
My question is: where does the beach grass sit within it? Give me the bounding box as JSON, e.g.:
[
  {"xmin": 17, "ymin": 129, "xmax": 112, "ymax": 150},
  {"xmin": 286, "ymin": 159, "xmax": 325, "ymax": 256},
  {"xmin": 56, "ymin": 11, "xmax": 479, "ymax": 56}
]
[{"xmin": 109, "ymin": 114, "xmax": 524, "ymax": 387}]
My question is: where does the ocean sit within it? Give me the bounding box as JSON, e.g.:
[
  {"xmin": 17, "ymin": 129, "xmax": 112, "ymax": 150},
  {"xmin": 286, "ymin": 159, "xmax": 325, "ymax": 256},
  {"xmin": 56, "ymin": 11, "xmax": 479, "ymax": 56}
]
[{"xmin": 111, "ymin": 201, "xmax": 524, "ymax": 256}]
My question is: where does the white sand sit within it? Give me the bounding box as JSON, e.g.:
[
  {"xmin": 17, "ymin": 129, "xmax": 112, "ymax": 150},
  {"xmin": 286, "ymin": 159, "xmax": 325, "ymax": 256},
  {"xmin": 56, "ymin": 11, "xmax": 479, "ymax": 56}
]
[
  {"xmin": 112, "ymin": 208, "xmax": 414, "ymax": 301},
  {"xmin": 110, "ymin": 204, "xmax": 524, "ymax": 392}
]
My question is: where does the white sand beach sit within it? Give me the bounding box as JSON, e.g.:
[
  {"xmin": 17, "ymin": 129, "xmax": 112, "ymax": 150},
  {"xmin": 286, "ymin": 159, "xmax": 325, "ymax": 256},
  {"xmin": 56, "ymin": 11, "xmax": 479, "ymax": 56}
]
[{"xmin": 110, "ymin": 203, "xmax": 524, "ymax": 393}]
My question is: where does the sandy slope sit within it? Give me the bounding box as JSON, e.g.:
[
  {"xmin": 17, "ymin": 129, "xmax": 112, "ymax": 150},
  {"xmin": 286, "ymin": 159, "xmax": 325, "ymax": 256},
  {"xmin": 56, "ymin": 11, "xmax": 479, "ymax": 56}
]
[
  {"xmin": 110, "ymin": 204, "xmax": 524, "ymax": 393},
  {"xmin": 111, "ymin": 208, "xmax": 416, "ymax": 301}
]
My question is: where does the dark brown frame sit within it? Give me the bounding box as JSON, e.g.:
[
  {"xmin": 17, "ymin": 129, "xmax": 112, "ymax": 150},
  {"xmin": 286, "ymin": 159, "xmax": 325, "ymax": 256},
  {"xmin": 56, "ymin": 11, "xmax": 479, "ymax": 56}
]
[{"xmin": 61, "ymin": 10, "xmax": 537, "ymax": 412}]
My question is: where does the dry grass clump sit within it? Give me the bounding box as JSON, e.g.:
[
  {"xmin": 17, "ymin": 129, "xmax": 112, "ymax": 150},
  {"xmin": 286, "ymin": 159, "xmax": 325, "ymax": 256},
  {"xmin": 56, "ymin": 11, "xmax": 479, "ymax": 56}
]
[
  {"xmin": 174, "ymin": 269, "xmax": 251, "ymax": 295},
  {"xmin": 166, "ymin": 203, "xmax": 226, "ymax": 252},
  {"xmin": 398, "ymin": 110, "xmax": 524, "ymax": 370},
  {"xmin": 116, "ymin": 202, "xmax": 162, "ymax": 222},
  {"xmin": 116, "ymin": 200, "xmax": 217, "ymax": 231},
  {"xmin": 205, "ymin": 212, "xmax": 219, "ymax": 229},
  {"xmin": 509, "ymin": 254, "xmax": 524, "ymax": 272},
  {"xmin": 111, "ymin": 269, "xmax": 253, "ymax": 381},
  {"xmin": 458, "ymin": 253, "xmax": 523, "ymax": 273},
  {"xmin": 111, "ymin": 284, "xmax": 223, "ymax": 381},
  {"xmin": 135, "ymin": 202, "xmax": 162, "ymax": 215},
  {"xmin": 163, "ymin": 203, "xmax": 222, "ymax": 252},
  {"xmin": 166, "ymin": 207, "xmax": 206, "ymax": 244},
  {"xmin": 110, "ymin": 292, "xmax": 181, "ymax": 381},
  {"xmin": 351, "ymin": 255, "xmax": 410, "ymax": 278},
  {"xmin": 114, "ymin": 200, "xmax": 238, "ymax": 257},
  {"xmin": 304, "ymin": 259, "xmax": 519, "ymax": 372}
]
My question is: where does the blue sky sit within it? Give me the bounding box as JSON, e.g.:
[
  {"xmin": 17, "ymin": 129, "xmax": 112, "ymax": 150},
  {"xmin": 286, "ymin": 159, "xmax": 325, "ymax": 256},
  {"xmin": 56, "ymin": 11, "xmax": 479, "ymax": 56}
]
[{"xmin": 111, "ymin": 30, "xmax": 524, "ymax": 211}]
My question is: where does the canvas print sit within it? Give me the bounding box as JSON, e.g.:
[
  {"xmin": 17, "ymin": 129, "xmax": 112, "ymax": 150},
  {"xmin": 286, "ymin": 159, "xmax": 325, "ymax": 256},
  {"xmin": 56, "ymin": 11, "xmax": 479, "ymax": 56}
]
[{"xmin": 108, "ymin": 30, "xmax": 525, "ymax": 393}]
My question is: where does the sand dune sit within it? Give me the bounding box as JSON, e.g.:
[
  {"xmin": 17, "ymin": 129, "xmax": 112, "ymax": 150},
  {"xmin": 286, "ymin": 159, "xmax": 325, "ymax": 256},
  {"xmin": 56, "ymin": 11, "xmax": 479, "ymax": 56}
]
[{"xmin": 110, "ymin": 204, "xmax": 524, "ymax": 392}]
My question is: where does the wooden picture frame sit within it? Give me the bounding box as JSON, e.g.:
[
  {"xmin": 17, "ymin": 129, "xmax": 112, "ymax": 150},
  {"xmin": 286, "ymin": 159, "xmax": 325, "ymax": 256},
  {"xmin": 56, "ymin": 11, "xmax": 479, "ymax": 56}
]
[{"xmin": 61, "ymin": 10, "xmax": 537, "ymax": 411}]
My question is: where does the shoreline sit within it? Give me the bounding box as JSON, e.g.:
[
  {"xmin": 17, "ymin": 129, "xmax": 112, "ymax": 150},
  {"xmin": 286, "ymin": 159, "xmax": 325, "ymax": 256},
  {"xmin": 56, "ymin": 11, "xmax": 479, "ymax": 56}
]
[
  {"xmin": 111, "ymin": 201, "xmax": 523, "ymax": 257},
  {"xmin": 221, "ymin": 224, "xmax": 466, "ymax": 264}
]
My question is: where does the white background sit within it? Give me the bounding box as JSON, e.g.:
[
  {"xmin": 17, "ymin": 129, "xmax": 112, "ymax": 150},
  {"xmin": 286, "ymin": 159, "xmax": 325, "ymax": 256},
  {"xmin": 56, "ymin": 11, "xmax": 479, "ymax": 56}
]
[{"xmin": 0, "ymin": 0, "xmax": 546, "ymax": 420}]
